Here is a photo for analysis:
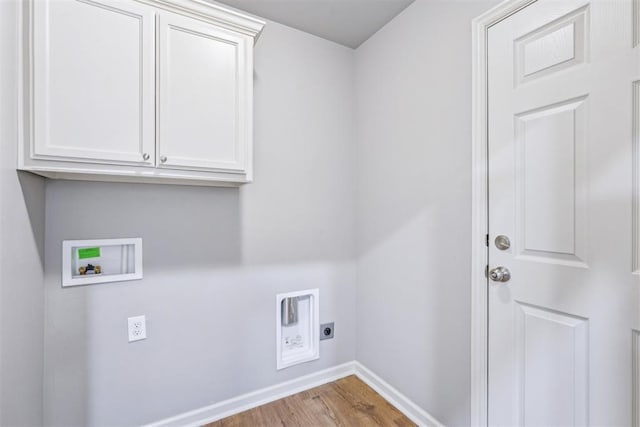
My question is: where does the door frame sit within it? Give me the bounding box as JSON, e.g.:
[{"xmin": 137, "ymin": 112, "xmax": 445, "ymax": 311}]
[{"xmin": 470, "ymin": 0, "xmax": 537, "ymax": 425}]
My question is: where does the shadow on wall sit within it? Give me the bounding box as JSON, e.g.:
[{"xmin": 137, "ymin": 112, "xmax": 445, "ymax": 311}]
[
  {"xmin": 18, "ymin": 171, "xmax": 46, "ymax": 266},
  {"xmin": 45, "ymin": 180, "xmax": 242, "ymax": 272}
]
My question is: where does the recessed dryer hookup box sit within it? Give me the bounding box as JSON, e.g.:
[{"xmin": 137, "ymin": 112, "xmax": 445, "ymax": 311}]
[
  {"xmin": 62, "ymin": 238, "xmax": 143, "ymax": 287},
  {"xmin": 276, "ymin": 289, "xmax": 319, "ymax": 370}
]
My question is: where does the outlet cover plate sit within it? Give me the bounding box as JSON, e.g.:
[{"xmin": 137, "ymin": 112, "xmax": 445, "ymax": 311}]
[
  {"xmin": 320, "ymin": 322, "xmax": 334, "ymax": 340},
  {"xmin": 128, "ymin": 315, "xmax": 147, "ymax": 342}
]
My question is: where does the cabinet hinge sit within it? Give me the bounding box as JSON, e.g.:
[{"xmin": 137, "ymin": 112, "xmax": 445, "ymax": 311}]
[{"xmin": 486, "ymin": 234, "xmax": 489, "ymax": 247}]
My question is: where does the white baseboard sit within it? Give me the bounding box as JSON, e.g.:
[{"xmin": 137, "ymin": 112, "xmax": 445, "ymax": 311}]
[
  {"xmin": 354, "ymin": 362, "xmax": 445, "ymax": 427},
  {"xmin": 145, "ymin": 361, "xmax": 357, "ymax": 427},
  {"xmin": 146, "ymin": 360, "xmax": 444, "ymax": 427}
]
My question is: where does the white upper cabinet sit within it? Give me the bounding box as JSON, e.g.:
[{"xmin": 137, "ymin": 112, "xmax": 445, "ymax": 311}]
[
  {"xmin": 158, "ymin": 12, "xmax": 250, "ymax": 174},
  {"xmin": 32, "ymin": 0, "xmax": 156, "ymax": 166},
  {"xmin": 19, "ymin": 0, "xmax": 264, "ymax": 186}
]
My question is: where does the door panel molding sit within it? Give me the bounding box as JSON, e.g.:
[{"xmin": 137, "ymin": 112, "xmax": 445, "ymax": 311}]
[
  {"xmin": 514, "ymin": 5, "xmax": 589, "ymax": 86},
  {"xmin": 471, "ymin": 1, "xmax": 538, "ymax": 425},
  {"xmin": 634, "ymin": 330, "xmax": 640, "ymax": 427},
  {"xmin": 514, "ymin": 95, "xmax": 588, "ymax": 268},
  {"xmin": 515, "ymin": 302, "xmax": 588, "ymax": 426},
  {"xmin": 634, "ymin": 0, "xmax": 640, "ymax": 48},
  {"xmin": 633, "ymin": 80, "xmax": 640, "ymax": 274}
]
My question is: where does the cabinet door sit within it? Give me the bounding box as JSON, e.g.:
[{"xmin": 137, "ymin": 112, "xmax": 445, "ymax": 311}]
[
  {"xmin": 158, "ymin": 12, "xmax": 251, "ymax": 174},
  {"xmin": 32, "ymin": 0, "xmax": 155, "ymax": 166}
]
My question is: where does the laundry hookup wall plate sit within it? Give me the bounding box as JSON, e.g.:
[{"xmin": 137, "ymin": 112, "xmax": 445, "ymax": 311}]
[{"xmin": 62, "ymin": 238, "xmax": 143, "ymax": 287}]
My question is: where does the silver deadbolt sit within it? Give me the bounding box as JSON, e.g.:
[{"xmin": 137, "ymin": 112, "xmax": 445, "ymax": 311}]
[
  {"xmin": 494, "ymin": 235, "xmax": 511, "ymax": 250},
  {"xmin": 489, "ymin": 266, "xmax": 511, "ymax": 283}
]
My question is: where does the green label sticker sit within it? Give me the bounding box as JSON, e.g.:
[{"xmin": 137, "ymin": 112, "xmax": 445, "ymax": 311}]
[{"xmin": 78, "ymin": 247, "xmax": 101, "ymax": 259}]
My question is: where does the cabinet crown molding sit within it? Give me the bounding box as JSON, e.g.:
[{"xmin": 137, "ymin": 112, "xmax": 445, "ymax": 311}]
[{"xmin": 139, "ymin": 0, "xmax": 266, "ymax": 41}]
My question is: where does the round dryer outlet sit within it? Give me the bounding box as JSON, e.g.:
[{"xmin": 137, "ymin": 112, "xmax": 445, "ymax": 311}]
[{"xmin": 320, "ymin": 322, "xmax": 334, "ymax": 340}]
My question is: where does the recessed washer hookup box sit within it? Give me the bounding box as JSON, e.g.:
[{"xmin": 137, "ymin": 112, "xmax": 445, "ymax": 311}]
[{"xmin": 62, "ymin": 238, "xmax": 143, "ymax": 287}]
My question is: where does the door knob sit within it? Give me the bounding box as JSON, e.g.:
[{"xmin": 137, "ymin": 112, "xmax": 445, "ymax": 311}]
[
  {"xmin": 142, "ymin": 153, "xmax": 150, "ymax": 161},
  {"xmin": 160, "ymin": 156, "xmax": 167, "ymax": 163},
  {"xmin": 489, "ymin": 266, "xmax": 511, "ymax": 282}
]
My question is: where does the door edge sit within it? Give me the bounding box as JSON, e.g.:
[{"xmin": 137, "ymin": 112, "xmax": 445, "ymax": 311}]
[{"xmin": 470, "ymin": 1, "xmax": 537, "ymax": 425}]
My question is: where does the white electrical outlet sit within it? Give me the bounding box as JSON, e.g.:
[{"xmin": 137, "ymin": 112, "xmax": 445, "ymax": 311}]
[{"xmin": 128, "ymin": 315, "xmax": 147, "ymax": 342}]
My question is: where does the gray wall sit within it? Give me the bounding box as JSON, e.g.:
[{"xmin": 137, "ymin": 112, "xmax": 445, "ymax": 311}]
[
  {"xmin": 0, "ymin": 0, "xmax": 46, "ymax": 425},
  {"xmin": 354, "ymin": 1, "xmax": 499, "ymax": 425},
  {"xmin": 43, "ymin": 22, "xmax": 356, "ymax": 426}
]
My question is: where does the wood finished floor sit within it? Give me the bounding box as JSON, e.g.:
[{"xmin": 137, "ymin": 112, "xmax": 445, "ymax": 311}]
[{"xmin": 206, "ymin": 375, "xmax": 416, "ymax": 427}]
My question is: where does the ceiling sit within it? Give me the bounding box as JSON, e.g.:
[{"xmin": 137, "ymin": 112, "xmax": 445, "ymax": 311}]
[{"xmin": 212, "ymin": 0, "xmax": 416, "ymax": 48}]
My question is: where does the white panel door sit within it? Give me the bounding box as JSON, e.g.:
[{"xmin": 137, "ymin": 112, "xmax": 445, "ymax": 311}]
[
  {"xmin": 488, "ymin": 0, "xmax": 640, "ymax": 425},
  {"xmin": 158, "ymin": 12, "xmax": 250, "ymax": 173},
  {"xmin": 32, "ymin": 0, "xmax": 155, "ymax": 165}
]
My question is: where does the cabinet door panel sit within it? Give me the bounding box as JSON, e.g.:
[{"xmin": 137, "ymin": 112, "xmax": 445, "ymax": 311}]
[
  {"xmin": 158, "ymin": 12, "xmax": 250, "ymax": 173},
  {"xmin": 32, "ymin": 0, "xmax": 155, "ymax": 165}
]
